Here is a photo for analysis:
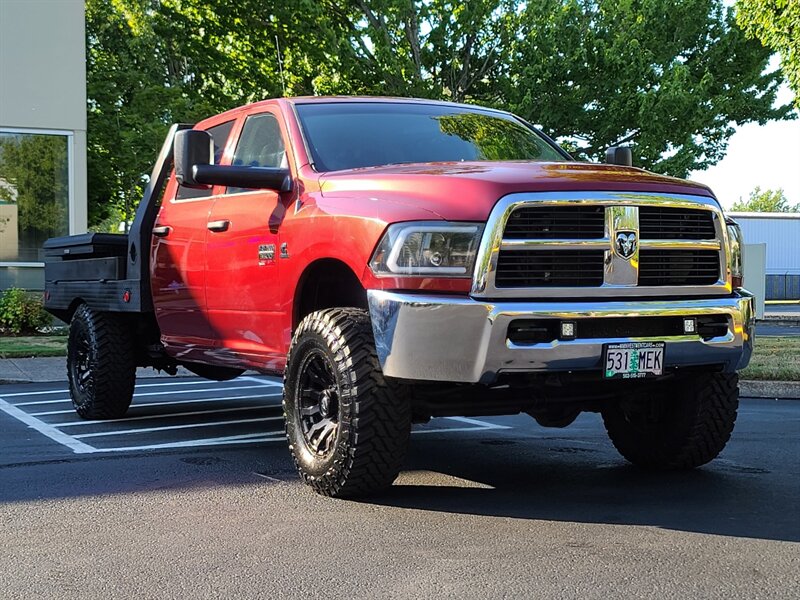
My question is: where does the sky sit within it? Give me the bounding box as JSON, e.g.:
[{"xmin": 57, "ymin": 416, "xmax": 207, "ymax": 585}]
[{"xmin": 688, "ymin": 83, "xmax": 800, "ymax": 211}]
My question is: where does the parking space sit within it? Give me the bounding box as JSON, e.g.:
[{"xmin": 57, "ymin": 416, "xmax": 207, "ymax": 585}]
[
  {"xmin": 1, "ymin": 375, "xmax": 798, "ymax": 598},
  {"xmin": 0, "ymin": 375, "xmax": 507, "ymax": 455}
]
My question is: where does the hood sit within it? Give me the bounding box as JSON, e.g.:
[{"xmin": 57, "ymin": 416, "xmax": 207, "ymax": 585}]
[{"xmin": 318, "ymin": 161, "xmax": 716, "ymax": 221}]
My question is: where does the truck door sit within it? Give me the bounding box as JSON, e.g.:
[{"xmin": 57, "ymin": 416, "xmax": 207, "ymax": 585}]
[
  {"xmin": 204, "ymin": 110, "xmax": 289, "ymax": 364},
  {"xmin": 151, "ymin": 119, "xmax": 235, "ymax": 349}
]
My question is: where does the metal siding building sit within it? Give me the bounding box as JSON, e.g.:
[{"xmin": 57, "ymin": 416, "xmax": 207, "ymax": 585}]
[{"xmin": 728, "ymin": 212, "xmax": 800, "ymax": 300}]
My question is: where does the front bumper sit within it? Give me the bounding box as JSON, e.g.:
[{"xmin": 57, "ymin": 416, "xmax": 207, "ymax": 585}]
[{"xmin": 367, "ymin": 290, "xmax": 755, "ymax": 384}]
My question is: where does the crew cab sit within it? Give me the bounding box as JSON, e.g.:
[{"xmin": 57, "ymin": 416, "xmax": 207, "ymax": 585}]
[{"xmin": 44, "ymin": 97, "xmax": 754, "ymax": 497}]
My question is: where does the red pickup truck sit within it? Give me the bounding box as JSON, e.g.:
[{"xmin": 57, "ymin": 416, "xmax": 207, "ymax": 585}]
[{"xmin": 44, "ymin": 97, "xmax": 754, "ymax": 497}]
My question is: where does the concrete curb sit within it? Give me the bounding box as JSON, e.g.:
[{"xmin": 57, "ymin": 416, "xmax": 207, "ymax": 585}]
[
  {"xmin": 740, "ymin": 380, "xmax": 800, "ymax": 400},
  {"xmin": 758, "ymin": 316, "xmax": 800, "ymax": 326}
]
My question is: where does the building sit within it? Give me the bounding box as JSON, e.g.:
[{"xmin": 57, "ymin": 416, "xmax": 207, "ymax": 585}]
[
  {"xmin": 729, "ymin": 212, "xmax": 800, "ymax": 300},
  {"xmin": 0, "ymin": 0, "xmax": 87, "ymax": 291}
]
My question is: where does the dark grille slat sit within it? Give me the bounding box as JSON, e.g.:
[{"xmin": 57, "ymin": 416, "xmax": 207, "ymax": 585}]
[
  {"xmin": 495, "ymin": 250, "xmax": 604, "ymax": 287},
  {"xmin": 639, "ymin": 250, "xmax": 720, "ymax": 286},
  {"xmin": 639, "ymin": 207, "xmax": 715, "ymax": 240},
  {"xmin": 504, "ymin": 206, "xmax": 606, "ymax": 239}
]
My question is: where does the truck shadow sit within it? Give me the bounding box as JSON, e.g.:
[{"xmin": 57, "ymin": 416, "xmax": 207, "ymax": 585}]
[{"xmin": 364, "ymin": 435, "xmax": 800, "ymax": 544}]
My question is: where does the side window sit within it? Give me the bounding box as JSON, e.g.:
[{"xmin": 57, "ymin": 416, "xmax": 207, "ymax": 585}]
[
  {"xmin": 175, "ymin": 120, "xmax": 234, "ymax": 200},
  {"xmin": 226, "ymin": 112, "xmax": 287, "ymax": 194}
]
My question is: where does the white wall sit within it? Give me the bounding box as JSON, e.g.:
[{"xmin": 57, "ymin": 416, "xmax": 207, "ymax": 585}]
[
  {"xmin": 0, "ymin": 0, "xmax": 87, "ymax": 235},
  {"xmin": 743, "ymin": 244, "xmax": 766, "ymax": 319},
  {"xmin": 728, "ymin": 213, "xmax": 800, "ymax": 276}
]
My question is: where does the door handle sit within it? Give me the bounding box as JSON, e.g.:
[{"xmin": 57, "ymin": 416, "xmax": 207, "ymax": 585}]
[
  {"xmin": 207, "ymin": 219, "xmax": 230, "ymax": 233},
  {"xmin": 152, "ymin": 225, "xmax": 171, "ymax": 237}
]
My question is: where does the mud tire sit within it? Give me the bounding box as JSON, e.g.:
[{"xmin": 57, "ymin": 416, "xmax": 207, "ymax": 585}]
[
  {"xmin": 67, "ymin": 304, "xmax": 136, "ymax": 419},
  {"xmin": 283, "ymin": 308, "xmax": 412, "ymax": 497},
  {"xmin": 602, "ymin": 372, "xmax": 739, "ymax": 469}
]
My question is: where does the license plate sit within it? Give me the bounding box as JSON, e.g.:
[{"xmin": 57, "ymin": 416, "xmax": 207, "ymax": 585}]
[{"xmin": 603, "ymin": 342, "xmax": 665, "ymax": 379}]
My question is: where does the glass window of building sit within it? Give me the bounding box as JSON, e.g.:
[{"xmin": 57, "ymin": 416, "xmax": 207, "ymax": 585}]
[{"xmin": 0, "ymin": 131, "xmax": 71, "ymax": 287}]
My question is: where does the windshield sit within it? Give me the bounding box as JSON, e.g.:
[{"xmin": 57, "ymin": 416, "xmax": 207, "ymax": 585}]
[{"xmin": 295, "ymin": 102, "xmax": 568, "ymax": 172}]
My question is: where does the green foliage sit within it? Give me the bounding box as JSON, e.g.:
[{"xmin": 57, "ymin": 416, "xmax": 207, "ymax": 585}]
[
  {"xmin": 0, "ymin": 135, "xmax": 69, "ymax": 236},
  {"xmin": 504, "ymin": 0, "xmax": 792, "ymax": 177},
  {"xmin": 731, "ymin": 186, "xmax": 800, "ymax": 212},
  {"xmin": 0, "ymin": 288, "xmax": 51, "ymax": 335},
  {"xmin": 736, "ymin": 0, "xmax": 800, "ymax": 107},
  {"xmin": 86, "ymin": 0, "xmax": 794, "ymax": 227}
]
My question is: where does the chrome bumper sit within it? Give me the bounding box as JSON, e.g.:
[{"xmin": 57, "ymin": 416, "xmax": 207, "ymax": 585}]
[{"xmin": 367, "ymin": 290, "xmax": 755, "ymax": 384}]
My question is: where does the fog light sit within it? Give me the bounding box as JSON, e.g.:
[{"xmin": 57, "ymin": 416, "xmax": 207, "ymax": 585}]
[
  {"xmin": 560, "ymin": 321, "xmax": 577, "ymax": 340},
  {"xmin": 683, "ymin": 317, "xmax": 697, "ymax": 334}
]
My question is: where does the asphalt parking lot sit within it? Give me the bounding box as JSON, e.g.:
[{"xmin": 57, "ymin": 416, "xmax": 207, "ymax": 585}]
[{"xmin": 1, "ymin": 376, "xmax": 798, "ymax": 599}]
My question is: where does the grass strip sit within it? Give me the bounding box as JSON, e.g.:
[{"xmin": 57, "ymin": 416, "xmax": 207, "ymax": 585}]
[
  {"xmin": 740, "ymin": 336, "xmax": 800, "ymax": 382},
  {"xmin": 0, "ymin": 336, "xmax": 68, "ymax": 359}
]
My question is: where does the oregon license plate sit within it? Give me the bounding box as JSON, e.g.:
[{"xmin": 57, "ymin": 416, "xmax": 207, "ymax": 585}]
[{"xmin": 603, "ymin": 342, "xmax": 665, "ymax": 379}]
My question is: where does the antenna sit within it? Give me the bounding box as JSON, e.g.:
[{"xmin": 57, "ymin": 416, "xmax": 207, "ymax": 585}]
[{"xmin": 275, "ymin": 35, "xmax": 286, "ymax": 96}]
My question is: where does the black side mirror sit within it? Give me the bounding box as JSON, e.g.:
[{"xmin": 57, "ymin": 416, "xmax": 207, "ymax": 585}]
[
  {"xmin": 605, "ymin": 146, "xmax": 633, "ymax": 167},
  {"xmin": 174, "ymin": 129, "xmax": 213, "ymax": 188},
  {"xmin": 173, "ymin": 129, "xmax": 292, "ymax": 192}
]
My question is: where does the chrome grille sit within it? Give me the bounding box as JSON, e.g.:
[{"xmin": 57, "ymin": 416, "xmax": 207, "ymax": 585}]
[
  {"xmin": 639, "ymin": 206, "xmax": 716, "ymax": 240},
  {"xmin": 473, "ymin": 192, "xmax": 729, "ymax": 299}
]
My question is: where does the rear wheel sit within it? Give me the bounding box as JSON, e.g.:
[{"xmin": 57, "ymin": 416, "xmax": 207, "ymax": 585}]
[
  {"xmin": 602, "ymin": 372, "xmax": 739, "ymax": 469},
  {"xmin": 67, "ymin": 304, "xmax": 136, "ymax": 419},
  {"xmin": 283, "ymin": 308, "xmax": 412, "ymax": 497}
]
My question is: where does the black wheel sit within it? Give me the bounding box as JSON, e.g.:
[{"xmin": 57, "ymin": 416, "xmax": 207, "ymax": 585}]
[
  {"xmin": 283, "ymin": 308, "xmax": 412, "ymax": 497},
  {"xmin": 67, "ymin": 304, "xmax": 136, "ymax": 419},
  {"xmin": 182, "ymin": 362, "xmax": 244, "ymax": 381},
  {"xmin": 601, "ymin": 372, "xmax": 739, "ymax": 470}
]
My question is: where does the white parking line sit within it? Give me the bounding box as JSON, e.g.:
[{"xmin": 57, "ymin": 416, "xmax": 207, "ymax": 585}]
[
  {"xmin": 447, "ymin": 416, "xmax": 511, "ymax": 429},
  {"xmin": 30, "ymin": 392, "xmax": 283, "ymax": 416},
  {"xmin": 55, "ymin": 404, "xmax": 278, "ymax": 427},
  {"xmin": 242, "ymin": 376, "xmax": 283, "ymax": 388},
  {"xmin": 67, "ymin": 417, "xmax": 502, "ymax": 453},
  {"xmin": 99, "ymin": 431, "xmax": 287, "ymax": 453},
  {"xmin": 0, "ymin": 397, "xmax": 95, "ymax": 454},
  {"xmin": 14, "ymin": 384, "xmax": 273, "ymax": 406},
  {"xmin": 415, "ymin": 416, "xmax": 511, "ymax": 435},
  {"xmin": 0, "ymin": 377, "xmax": 279, "ymax": 398},
  {"xmin": 1, "ymin": 377, "xmax": 510, "ymax": 454},
  {"xmin": 73, "ymin": 416, "xmax": 284, "ymax": 439}
]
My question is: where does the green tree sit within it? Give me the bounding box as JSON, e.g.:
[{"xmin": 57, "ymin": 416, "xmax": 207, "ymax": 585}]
[
  {"xmin": 86, "ymin": 0, "xmax": 334, "ymax": 228},
  {"xmin": 503, "ymin": 0, "xmax": 793, "ymax": 177},
  {"xmin": 731, "ymin": 187, "xmax": 799, "ymax": 212},
  {"xmin": 86, "ymin": 0, "xmax": 795, "ymax": 227},
  {"xmin": 736, "ymin": 0, "xmax": 800, "ymax": 107}
]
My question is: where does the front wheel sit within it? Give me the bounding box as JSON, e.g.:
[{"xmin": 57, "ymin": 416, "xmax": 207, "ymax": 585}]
[
  {"xmin": 602, "ymin": 372, "xmax": 739, "ymax": 470},
  {"xmin": 283, "ymin": 308, "xmax": 412, "ymax": 497},
  {"xmin": 67, "ymin": 304, "xmax": 136, "ymax": 419}
]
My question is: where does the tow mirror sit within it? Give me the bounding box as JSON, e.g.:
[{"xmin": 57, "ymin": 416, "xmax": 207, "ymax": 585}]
[
  {"xmin": 605, "ymin": 146, "xmax": 633, "ymax": 167},
  {"xmin": 173, "ymin": 129, "xmax": 292, "ymax": 192},
  {"xmin": 174, "ymin": 129, "xmax": 213, "ymax": 188}
]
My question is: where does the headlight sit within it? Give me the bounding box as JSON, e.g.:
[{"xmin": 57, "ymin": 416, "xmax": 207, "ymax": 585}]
[
  {"xmin": 726, "ymin": 218, "xmax": 744, "ymax": 288},
  {"xmin": 370, "ymin": 221, "xmax": 485, "ymax": 277}
]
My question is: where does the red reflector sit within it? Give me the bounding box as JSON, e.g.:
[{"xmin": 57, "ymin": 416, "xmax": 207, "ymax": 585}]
[
  {"xmin": 122, "ymin": 290, "xmax": 131, "ymax": 303},
  {"xmin": 732, "ymin": 276, "xmax": 743, "ymax": 289}
]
